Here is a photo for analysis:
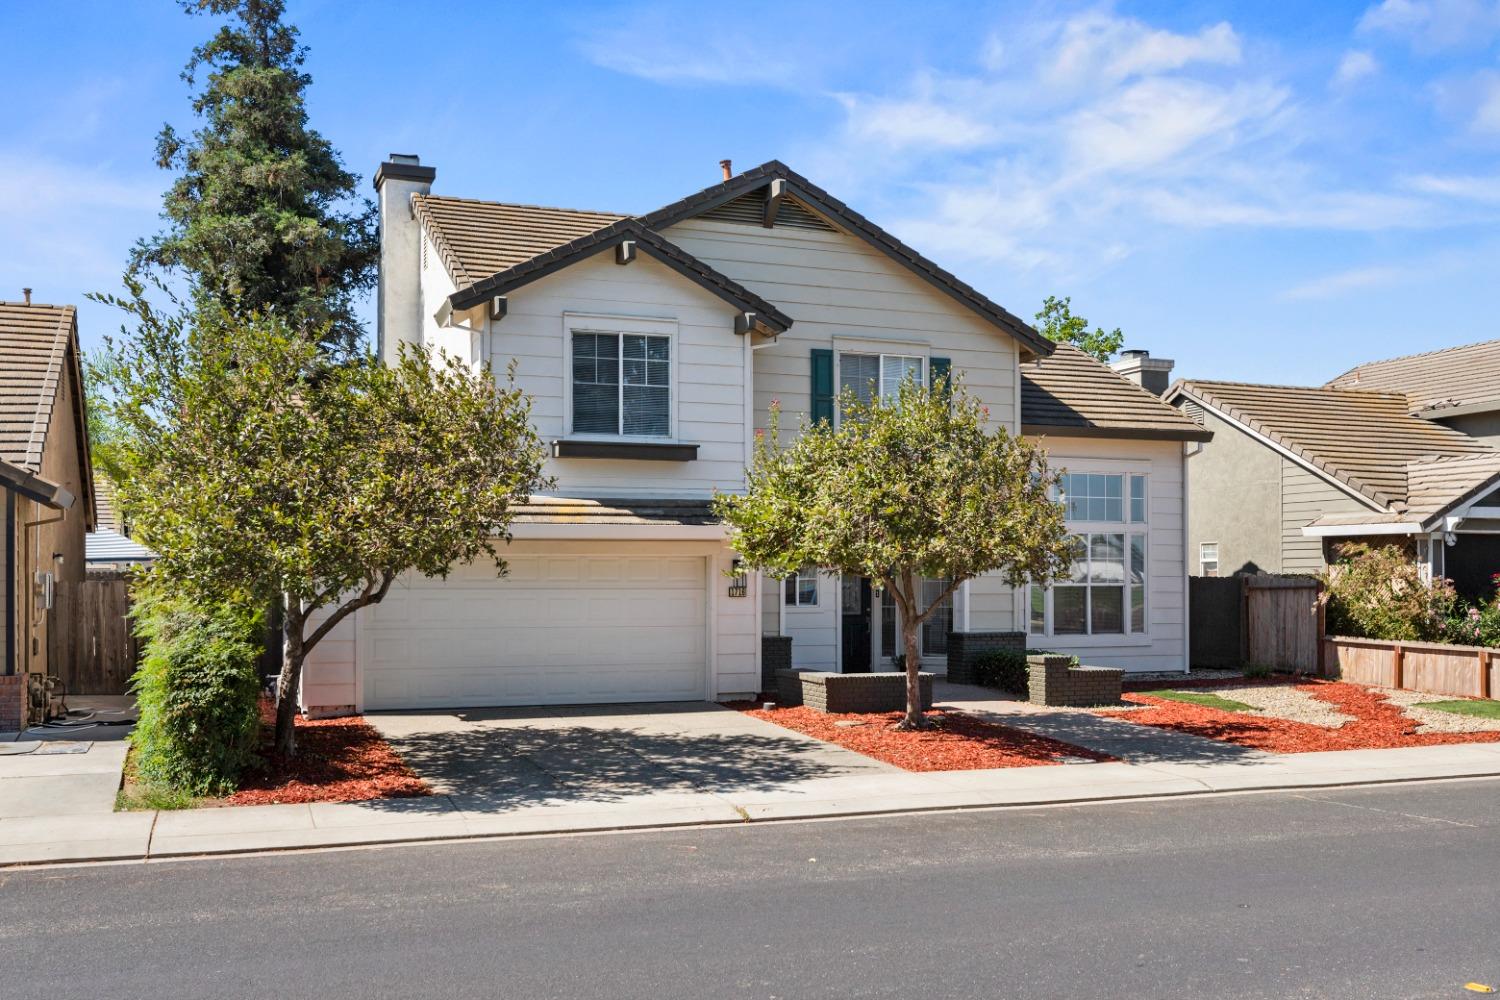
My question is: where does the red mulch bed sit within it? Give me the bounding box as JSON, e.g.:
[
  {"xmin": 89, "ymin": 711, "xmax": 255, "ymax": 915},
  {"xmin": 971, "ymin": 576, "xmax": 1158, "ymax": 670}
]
[
  {"xmin": 733, "ymin": 704, "xmax": 1113, "ymax": 771},
  {"xmin": 1099, "ymin": 678, "xmax": 1500, "ymax": 754},
  {"xmin": 226, "ymin": 707, "xmax": 430, "ymax": 807}
]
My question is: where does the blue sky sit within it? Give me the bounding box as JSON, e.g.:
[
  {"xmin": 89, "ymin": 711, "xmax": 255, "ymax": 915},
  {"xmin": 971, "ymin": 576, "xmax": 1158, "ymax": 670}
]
[{"xmin": 4, "ymin": 0, "xmax": 1500, "ymax": 384}]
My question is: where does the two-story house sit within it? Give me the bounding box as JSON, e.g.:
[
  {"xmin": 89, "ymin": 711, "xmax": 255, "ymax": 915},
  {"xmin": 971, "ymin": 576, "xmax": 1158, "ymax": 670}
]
[
  {"xmin": 297, "ymin": 158, "xmax": 1208, "ymax": 716},
  {"xmin": 1168, "ymin": 338, "xmax": 1500, "ymax": 599}
]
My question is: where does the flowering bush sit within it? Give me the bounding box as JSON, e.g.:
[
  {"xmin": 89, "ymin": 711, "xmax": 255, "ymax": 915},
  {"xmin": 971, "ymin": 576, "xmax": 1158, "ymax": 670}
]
[
  {"xmin": 1438, "ymin": 576, "xmax": 1500, "ymax": 648},
  {"xmin": 1319, "ymin": 543, "xmax": 1457, "ymax": 642}
]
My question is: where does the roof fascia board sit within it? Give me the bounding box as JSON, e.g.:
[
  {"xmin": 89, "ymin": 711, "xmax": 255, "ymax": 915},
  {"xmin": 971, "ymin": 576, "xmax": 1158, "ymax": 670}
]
[
  {"xmin": 1301, "ymin": 521, "xmax": 1419, "ymax": 538},
  {"xmin": 0, "ymin": 460, "xmax": 73, "ymax": 509},
  {"xmin": 1168, "ymin": 386, "xmax": 1388, "ymax": 513},
  {"xmin": 1020, "ymin": 423, "xmax": 1214, "ymax": 443},
  {"xmin": 1414, "ymin": 399, "xmax": 1500, "ymax": 421}
]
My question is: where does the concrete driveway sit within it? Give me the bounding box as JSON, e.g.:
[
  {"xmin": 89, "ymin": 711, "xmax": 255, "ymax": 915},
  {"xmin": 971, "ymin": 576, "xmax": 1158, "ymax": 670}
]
[{"xmin": 366, "ymin": 701, "xmax": 895, "ymax": 813}]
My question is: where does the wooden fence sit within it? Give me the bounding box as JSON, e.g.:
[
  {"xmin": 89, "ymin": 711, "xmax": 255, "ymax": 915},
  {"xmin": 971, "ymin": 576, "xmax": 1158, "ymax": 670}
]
[
  {"xmin": 1325, "ymin": 636, "xmax": 1496, "ymax": 700},
  {"xmin": 47, "ymin": 576, "xmax": 139, "ymax": 695},
  {"xmin": 1242, "ymin": 575, "xmax": 1323, "ymax": 673}
]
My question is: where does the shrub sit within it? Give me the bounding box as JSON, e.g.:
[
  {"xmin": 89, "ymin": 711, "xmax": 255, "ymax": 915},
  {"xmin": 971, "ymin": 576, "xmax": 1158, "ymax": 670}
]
[
  {"xmin": 973, "ymin": 649, "xmax": 1030, "ymax": 694},
  {"xmin": 1319, "ymin": 543, "xmax": 1455, "ymax": 643},
  {"xmin": 129, "ymin": 587, "xmax": 266, "ymax": 796}
]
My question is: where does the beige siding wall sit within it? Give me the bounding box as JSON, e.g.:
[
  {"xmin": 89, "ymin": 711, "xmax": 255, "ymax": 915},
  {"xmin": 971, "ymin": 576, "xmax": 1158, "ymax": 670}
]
[
  {"xmin": 1280, "ymin": 459, "xmax": 1370, "ymax": 574},
  {"xmin": 660, "ymin": 218, "xmax": 1021, "ymax": 439},
  {"xmin": 482, "ymin": 252, "xmax": 749, "ymax": 499},
  {"xmin": 1185, "ymin": 408, "xmax": 1284, "ymax": 575}
]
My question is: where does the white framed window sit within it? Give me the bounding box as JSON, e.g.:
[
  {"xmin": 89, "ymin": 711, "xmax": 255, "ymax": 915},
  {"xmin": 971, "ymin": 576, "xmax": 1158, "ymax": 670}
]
[
  {"xmin": 1031, "ymin": 467, "xmax": 1149, "ymax": 638},
  {"xmin": 571, "ymin": 331, "xmax": 671, "ymax": 437},
  {"xmin": 785, "ymin": 566, "xmax": 819, "ymax": 607},
  {"xmin": 839, "ymin": 352, "xmax": 925, "ymax": 415},
  {"xmin": 1199, "ymin": 542, "xmax": 1220, "ymax": 577},
  {"xmin": 880, "ymin": 577, "xmax": 954, "ymax": 659}
]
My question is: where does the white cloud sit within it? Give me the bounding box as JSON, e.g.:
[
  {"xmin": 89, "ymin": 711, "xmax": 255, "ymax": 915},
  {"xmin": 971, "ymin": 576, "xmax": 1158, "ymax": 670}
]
[
  {"xmin": 1406, "ymin": 171, "xmax": 1500, "ymax": 199},
  {"xmin": 1279, "ymin": 265, "xmax": 1406, "ymax": 301},
  {"xmin": 1358, "ymin": 0, "xmax": 1500, "ymax": 51},
  {"xmin": 837, "ymin": 95, "xmax": 998, "ymax": 151},
  {"xmin": 575, "ymin": 9, "xmax": 802, "ymax": 85},
  {"xmin": 1333, "ymin": 50, "xmax": 1379, "ymax": 88},
  {"xmin": 1048, "ymin": 13, "xmax": 1241, "ymax": 90},
  {"xmin": 1473, "ymin": 72, "xmax": 1500, "ymax": 131}
]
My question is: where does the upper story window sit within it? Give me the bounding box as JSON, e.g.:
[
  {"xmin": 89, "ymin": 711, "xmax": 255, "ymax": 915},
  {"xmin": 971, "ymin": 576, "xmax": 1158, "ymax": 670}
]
[
  {"xmin": 1032, "ymin": 469, "xmax": 1149, "ymax": 638},
  {"xmin": 839, "ymin": 352, "xmax": 924, "ymax": 413},
  {"xmin": 572, "ymin": 332, "xmax": 670, "ymax": 437}
]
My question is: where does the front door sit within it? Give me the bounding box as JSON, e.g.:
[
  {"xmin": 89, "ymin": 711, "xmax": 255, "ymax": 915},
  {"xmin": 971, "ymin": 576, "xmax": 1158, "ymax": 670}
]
[{"xmin": 841, "ymin": 576, "xmax": 872, "ymax": 672}]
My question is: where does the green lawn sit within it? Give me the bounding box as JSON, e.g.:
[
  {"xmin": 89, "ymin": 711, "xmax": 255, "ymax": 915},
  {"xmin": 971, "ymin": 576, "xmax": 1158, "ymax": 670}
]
[
  {"xmin": 1413, "ymin": 699, "xmax": 1500, "ymax": 720},
  {"xmin": 1141, "ymin": 690, "xmax": 1257, "ymax": 712}
]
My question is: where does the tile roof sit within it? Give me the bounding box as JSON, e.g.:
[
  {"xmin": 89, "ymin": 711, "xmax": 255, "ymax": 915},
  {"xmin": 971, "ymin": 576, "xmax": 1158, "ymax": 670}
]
[
  {"xmin": 510, "ymin": 496, "xmax": 719, "ymax": 526},
  {"xmin": 1326, "ymin": 338, "xmax": 1500, "ymax": 415},
  {"xmin": 1403, "ymin": 453, "xmax": 1500, "ymax": 523},
  {"xmin": 1171, "ymin": 379, "xmax": 1497, "ymax": 513},
  {"xmin": 446, "ymin": 219, "xmax": 792, "ymax": 334},
  {"xmin": 1021, "ymin": 344, "xmax": 1211, "ymax": 441},
  {"xmin": 413, "ymin": 160, "xmax": 1053, "ymax": 357},
  {"xmin": 0, "ymin": 300, "xmax": 75, "ymax": 472},
  {"xmin": 412, "ymin": 195, "xmax": 625, "ymax": 289}
]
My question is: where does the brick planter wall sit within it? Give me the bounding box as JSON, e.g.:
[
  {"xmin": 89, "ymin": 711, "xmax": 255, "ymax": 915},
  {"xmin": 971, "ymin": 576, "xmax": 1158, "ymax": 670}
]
[
  {"xmin": 1027, "ymin": 655, "xmax": 1123, "ymax": 707},
  {"xmin": 761, "ymin": 634, "xmax": 792, "ymax": 695},
  {"xmin": 0, "ymin": 674, "xmax": 26, "ymax": 732},
  {"xmin": 775, "ymin": 669, "xmax": 933, "ymax": 713},
  {"xmin": 945, "ymin": 631, "xmax": 1027, "ymax": 684}
]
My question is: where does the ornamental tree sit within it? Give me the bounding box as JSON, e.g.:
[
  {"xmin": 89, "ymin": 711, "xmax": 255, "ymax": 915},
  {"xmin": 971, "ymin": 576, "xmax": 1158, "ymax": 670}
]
[
  {"xmin": 97, "ymin": 288, "xmax": 549, "ymax": 753},
  {"xmin": 1035, "ymin": 295, "xmax": 1124, "ymax": 362},
  {"xmin": 716, "ymin": 377, "xmax": 1074, "ymax": 728}
]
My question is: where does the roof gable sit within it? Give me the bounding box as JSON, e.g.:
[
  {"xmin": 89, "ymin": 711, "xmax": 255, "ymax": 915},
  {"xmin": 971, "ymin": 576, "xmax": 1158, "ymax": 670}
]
[
  {"xmin": 413, "ymin": 196, "xmax": 625, "ymax": 288},
  {"xmin": 1169, "ymin": 379, "xmax": 1495, "ymax": 512},
  {"xmin": 1021, "ymin": 344, "xmax": 1211, "ymax": 441},
  {"xmin": 636, "ymin": 161, "xmax": 1053, "ymax": 358}
]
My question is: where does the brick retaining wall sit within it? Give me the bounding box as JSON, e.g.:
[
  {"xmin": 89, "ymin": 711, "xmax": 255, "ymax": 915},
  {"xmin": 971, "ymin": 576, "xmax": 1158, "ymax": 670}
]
[
  {"xmin": 761, "ymin": 634, "xmax": 792, "ymax": 695},
  {"xmin": 1027, "ymin": 655, "xmax": 1123, "ymax": 707},
  {"xmin": 775, "ymin": 669, "xmax": 934, "ymax": 713},
  {"xmin": 945, "ymin": 631, "xmax": 1027, "ymax": 684}
]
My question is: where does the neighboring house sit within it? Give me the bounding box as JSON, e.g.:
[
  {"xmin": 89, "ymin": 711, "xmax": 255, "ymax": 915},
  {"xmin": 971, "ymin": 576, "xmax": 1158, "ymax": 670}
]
[
  {"xmin": 85, "ymin": 476, "xmax": 156, "ymax": 573},
  {"xmin": 1168, "ymin": 347, "xmax": 1500, "ymax": 597},
  {"xmin": 298, "ymin": 157, "xmax": 1208, "ymax": 715},
  {"xmin": 1, "ymin": 299, "xmax": 95, "ymax": 731}
]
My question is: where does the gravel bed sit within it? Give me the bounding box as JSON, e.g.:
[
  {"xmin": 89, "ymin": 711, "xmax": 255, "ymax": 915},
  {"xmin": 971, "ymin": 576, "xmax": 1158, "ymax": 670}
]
[
  {"xmin": 1192, "ymin": 684, "xmax": 1357, "ymax": 729},
  {"xmin": 1127, "ymin": 668, "xmax": 1243, "ymax": 684},
  {"xmin": 1378, "ymin": 688, "xmax": 1500, "ymax": 734}
]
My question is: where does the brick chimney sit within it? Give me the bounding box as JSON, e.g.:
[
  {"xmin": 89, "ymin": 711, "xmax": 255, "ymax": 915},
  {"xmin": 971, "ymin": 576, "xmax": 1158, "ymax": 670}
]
[
  {"xmin": 373, "ymin": 154, "xmax": 436, "ymax": 364},
  {"xmin": 1110, "ymin": 349, "xmax": 1175, "ymax": 395}
]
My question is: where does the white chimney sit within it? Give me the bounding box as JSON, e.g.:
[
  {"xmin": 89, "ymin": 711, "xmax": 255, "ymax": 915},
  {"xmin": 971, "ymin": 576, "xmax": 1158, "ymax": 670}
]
[
  {"xmin": 1111, "ymin": 349, "xmax": 1175, "ymax": 396},
  {"xmin": 373, "ymin": 154, "xmax": 436, "ymax": 364}
]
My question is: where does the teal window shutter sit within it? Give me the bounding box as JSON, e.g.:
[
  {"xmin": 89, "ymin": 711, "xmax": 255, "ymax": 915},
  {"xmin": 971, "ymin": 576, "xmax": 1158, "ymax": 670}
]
[
  {"xmin": 929, "ymin": 356, "xmax": 952, "ymax": 397},
  {"xmin": 811, "ymin": 348, "xmax": 834, "ymax": 424}
]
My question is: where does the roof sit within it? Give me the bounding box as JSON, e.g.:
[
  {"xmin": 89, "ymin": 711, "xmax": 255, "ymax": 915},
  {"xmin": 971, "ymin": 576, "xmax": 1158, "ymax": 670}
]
[
  {"xmin": 0, "ymin": 457, "xmax": 73, "ymax": 509},
  {"xmin": 1021, "ymin": 344, "xmax": 1212, "ymax": 441},
  {"xmin": 413, "ymin": 160, "xmax": 1052, "ymax": 358},
  {"xmin": 412, "ymin": 195, "xmax": 625, "ymax": 289},
  {"xmin": 0, "ymin": 300, "xmax": 75, "ymax": 471},
  {"xmin": 85, "ymin": 528, "xmax": 156, "ymax": 564},
  {"xmin": 510, "ymin": 496, "xmax": 718, "ymax": 526},
  {"xmin": 1170, "ymin": 378, "xmax": 1497, "ymax": 514},
  {"xmin": 1326, "ymin": 338, "xmax": 1500, "ymax": 416},
  {"xmin": 446, "ymin": 219, "xmax": 792, "ymax": 334},
  {"xmin": 1403, "ymin": 453, "xmax": 1500, "ymax": 523}
]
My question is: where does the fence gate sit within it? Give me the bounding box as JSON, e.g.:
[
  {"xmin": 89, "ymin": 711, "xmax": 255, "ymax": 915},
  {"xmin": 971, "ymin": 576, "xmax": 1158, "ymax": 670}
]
[
  {"xmin": 1242, "ymin": 575, "xmax": 1323, "ymax": 673},
  {"xmin": 47, "ymin": 576, "xmax": 139, "ymax": 695}
]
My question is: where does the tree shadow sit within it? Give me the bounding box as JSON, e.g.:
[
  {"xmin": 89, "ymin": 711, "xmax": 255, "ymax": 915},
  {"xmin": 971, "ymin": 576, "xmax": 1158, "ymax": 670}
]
[
  {"xmin": 378, "ymin": 718, "xmax": 872, "ymax": 812},
  {"xmin": 946, "ymin": 705, "xmax": 1272, "ymax": 765}
]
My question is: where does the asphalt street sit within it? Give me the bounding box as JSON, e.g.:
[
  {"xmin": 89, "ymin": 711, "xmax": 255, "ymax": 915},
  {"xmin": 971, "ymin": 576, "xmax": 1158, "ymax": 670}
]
[{"xmin": 4, "ymin": 778, "xmax": 1500, "ymax": 999}]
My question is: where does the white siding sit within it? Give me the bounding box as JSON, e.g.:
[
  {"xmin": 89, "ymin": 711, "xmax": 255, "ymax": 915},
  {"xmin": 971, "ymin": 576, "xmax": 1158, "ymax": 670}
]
[
  {"xmin": 781, "ymin": 570, "xmax": 838, "ymax": 670},
  {"xmin": 485, "ymin": 252, "xmax": 749, "ymax": 498},
  {"xmin": 660, "ymin": 219, "xmax": 1022, "ymax": 439}
]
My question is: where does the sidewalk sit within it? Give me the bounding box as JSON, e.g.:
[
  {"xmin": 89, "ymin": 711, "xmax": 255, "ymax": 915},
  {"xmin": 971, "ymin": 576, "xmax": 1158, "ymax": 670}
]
[{"xmin": 5, "ymin": 739, "xmax": 1500, "ymax": 868}]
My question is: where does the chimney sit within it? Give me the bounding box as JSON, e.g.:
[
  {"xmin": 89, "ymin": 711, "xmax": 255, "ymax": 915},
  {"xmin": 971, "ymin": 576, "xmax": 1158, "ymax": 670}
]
[
  {"xmin": 22, "ymin": 288, "xmax": 31, "ymax": 306},
  {"xmin": 1111, "ymin": 348, "xmax": 1175, "ymax": 396},
  {"xmin": 719, "ymin": 159, "xmax": 732, "ymax": 181},
  {"xmin": 372, "ymin": 154, "xmax": 436, "ymax": 364}
]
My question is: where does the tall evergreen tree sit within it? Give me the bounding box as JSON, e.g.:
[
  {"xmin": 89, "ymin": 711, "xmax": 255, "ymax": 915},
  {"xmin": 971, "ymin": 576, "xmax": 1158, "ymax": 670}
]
[{"xmin": 130, "ymin": 0, "xmax": 376, "ymax": 353}]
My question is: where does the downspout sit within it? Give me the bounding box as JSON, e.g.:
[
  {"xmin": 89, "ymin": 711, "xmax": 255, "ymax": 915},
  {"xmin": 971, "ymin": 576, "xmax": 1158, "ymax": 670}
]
[
  {"xmin": 1182, "ymin": 440, "xmax": 1204, "ymax": 674},
  {"xmin": 4, "ymin": 491, "xmax": 14, "ymax": 676}
]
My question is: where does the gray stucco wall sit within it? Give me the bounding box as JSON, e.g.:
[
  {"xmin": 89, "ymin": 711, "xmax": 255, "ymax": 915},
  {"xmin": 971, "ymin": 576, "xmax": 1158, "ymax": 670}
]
[
  {"xmin": 1186, "ymin": 408, "xmax": 1284, "ymax": 575},
  {"xmin": 1438, "ymin": 411, "xmax": 1500, "ymax": 448}
]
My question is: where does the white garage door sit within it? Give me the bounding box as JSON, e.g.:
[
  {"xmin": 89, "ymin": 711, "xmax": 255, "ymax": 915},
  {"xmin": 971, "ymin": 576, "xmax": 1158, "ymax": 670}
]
[{"xmin": 362, "ymin": 550, "xmax": 708, "ymax": 710}]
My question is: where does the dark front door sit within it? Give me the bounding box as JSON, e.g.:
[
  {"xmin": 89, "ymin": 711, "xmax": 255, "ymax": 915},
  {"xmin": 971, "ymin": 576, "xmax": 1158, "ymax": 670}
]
[{"xmin": 841, "ymin": 576, "xmax": 872, "ymax": 672}]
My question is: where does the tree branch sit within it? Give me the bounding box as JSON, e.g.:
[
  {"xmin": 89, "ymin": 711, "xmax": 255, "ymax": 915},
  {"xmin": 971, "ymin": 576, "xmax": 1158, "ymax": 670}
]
[
  {"xmin": 301, "ymin": 571, "xmax": 396, "ymax": 655},
  {"xmin": 906, "ymin": 575, "xmax": 969, "ymax": 628}
]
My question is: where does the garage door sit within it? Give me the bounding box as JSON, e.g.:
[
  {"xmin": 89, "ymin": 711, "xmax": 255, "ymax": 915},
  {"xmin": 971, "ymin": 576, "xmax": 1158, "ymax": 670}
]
[{"xmin": 362, "ymin": 550, "xmax": 708, "ymax": 710}]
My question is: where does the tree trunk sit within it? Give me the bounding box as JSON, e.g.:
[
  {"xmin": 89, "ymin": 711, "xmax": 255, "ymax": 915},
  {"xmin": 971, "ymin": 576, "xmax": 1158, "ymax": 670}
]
[
  {"xmin": 274, "ymin": 599, "xmax": 304, "ymax": 756},
  {"xmin": 897, "ymin": 569, "xmax": 928, "ymax": 729}
]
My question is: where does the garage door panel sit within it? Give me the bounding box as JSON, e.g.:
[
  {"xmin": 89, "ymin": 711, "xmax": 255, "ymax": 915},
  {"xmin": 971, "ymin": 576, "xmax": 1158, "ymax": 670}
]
[{"xmin": 363, "ymin": 551, "xmax": 710, "ymax": 709}]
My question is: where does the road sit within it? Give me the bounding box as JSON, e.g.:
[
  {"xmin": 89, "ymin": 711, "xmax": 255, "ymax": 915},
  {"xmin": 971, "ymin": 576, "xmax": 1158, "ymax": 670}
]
[{"xmin": 3, "ymin": 778, "xmax": 1500, "ymax": 999}]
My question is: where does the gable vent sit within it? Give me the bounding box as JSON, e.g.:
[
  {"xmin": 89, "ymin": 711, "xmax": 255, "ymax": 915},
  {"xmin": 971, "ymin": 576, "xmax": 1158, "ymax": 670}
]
[
  {"xmin": 1179, "ymin": 400, "xmax": 1207, "ymax": 425},
  {"xmin": 702, "ymin": 191, "xmax": 837, "ymax": 232}
]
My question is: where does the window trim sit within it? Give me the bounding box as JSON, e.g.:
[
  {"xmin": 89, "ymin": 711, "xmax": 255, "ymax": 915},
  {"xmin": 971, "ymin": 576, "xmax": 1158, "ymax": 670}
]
[
  {"xmin": 833, "ymin": 342, "xmax": 929, "ymax": 427},
  {"xmin": 561, "ymin": 313, "xmax": 679, "ymax": 442},
  {"xmin": 1199, "ymin": 541, "xmax": 1220, "ymax": 578},
  {"xmin": 785, "ymin": 566, "xmax": 820, "ymax": 608}
]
